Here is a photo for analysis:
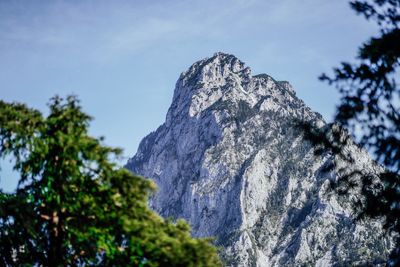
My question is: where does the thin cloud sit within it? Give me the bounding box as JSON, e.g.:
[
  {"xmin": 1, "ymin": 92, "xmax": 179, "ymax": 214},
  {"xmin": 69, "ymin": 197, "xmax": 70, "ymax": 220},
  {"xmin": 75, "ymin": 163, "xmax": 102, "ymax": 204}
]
[
  {"xmin": 0, "ymin": 0, "xmax": 376, "ymax": 66},
  {"xmin": 0, "ymin": 0, "xmax": 282, "ymax": 63}
]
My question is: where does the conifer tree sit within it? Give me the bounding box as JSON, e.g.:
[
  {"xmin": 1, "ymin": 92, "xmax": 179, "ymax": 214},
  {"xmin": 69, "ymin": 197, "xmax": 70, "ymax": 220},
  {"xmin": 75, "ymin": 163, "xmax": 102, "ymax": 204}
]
[{"xmin": 319, "ymin": 0, "xmax": 399, "ymax": 264}]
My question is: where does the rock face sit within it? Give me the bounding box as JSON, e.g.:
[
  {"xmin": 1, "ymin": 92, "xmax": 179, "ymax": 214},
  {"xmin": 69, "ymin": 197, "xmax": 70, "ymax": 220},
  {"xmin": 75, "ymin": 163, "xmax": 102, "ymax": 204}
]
[{"xmin": 126, "ymin": 53, "xmax": 391, "ymax": 266}]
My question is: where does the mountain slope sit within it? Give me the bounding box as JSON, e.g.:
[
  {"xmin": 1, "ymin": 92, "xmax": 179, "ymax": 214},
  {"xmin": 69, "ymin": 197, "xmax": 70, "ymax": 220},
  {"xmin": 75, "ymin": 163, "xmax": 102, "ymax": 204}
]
[{"xmin": 126, "ymin": 53, "xmax": 391, "ymax": 266}]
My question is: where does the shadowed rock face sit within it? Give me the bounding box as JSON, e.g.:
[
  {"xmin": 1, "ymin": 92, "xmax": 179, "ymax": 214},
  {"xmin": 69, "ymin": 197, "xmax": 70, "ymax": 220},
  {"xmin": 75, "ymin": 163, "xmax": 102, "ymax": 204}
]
[{"xmin": 126, "ymin": 53, "xmax": 391, "ymax": 266}]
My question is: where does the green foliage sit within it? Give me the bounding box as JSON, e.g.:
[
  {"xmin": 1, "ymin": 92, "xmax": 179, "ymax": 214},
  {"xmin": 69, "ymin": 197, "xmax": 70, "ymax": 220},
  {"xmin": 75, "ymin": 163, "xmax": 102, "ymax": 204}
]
[
  {"xmin": 0, "ymin": 96, "xmax": 221, "ymax": 267},
  {"xmin": 318, "ymin": 0, "xmax": 400, "ymax": 264}
]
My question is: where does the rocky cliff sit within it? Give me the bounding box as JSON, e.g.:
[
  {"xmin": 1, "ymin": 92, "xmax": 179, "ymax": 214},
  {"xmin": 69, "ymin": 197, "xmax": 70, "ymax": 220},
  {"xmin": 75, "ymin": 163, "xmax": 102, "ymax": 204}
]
[{"xmin": 126, "ymin": 52, "xmax": 391, "ymax": 266}]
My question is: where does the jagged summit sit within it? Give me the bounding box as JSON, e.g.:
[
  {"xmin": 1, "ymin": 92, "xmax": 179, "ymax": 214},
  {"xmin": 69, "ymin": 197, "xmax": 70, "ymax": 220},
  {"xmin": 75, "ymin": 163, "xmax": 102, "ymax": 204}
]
[
  {"xmin": 127, "ymin": 53, "xmax": 391, "ymax": 266},
  {"xmin": 178, "ymin": 52, "xmax": 289, "ymax": 91},
  {"xmin": 180, "ymin": 52, "xmax": 247, "ymax": 80},
  {"xmin": 175, "ymin": 52, "xmax": 250, "ymax": 103},
  {"xmin": 168, "ymin": 52, "xmax": 300, "ymax": 123}
]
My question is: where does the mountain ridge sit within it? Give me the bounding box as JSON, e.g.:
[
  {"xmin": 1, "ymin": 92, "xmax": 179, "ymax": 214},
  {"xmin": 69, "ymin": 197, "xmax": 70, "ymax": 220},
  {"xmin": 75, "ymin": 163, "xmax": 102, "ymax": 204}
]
[{"xmin": 126, "ymin": 52, "xmax": 391, "ymax": 266}]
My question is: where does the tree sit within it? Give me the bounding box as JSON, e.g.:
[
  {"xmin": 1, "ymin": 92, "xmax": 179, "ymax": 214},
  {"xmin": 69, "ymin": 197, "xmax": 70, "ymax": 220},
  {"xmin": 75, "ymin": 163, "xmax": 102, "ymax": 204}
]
[
  {"xmin": 317, "ymin": 0, "xmax": 399, "ymax": 264},
  {"xmin": 0, "ymin": 96, "xmax": 221, "ymax": 267}
]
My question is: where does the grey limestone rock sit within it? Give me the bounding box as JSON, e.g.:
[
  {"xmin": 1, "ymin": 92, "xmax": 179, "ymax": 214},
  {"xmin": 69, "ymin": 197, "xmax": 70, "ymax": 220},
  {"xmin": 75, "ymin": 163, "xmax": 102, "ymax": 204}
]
[{"xmin": 126, "ymin": 52, "xmax": 391, "ymax": 266}]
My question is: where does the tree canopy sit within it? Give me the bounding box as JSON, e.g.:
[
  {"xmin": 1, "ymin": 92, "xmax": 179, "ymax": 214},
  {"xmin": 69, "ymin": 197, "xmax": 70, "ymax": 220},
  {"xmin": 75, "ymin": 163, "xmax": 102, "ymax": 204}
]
[
  {"xmin": 0, "ymin": 95, "xmax": 221, "ymax": 267},
  {"xmin": 318, "ymin": 0, "xmax": 399, "ymax": 264}
]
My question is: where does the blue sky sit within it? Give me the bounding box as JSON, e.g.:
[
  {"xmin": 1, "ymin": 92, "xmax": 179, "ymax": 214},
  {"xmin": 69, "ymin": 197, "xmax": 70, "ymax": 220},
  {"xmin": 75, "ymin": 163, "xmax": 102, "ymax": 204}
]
[{"xmin": 0, "ymin": 0, "xmax": 377, "ymax": 191}]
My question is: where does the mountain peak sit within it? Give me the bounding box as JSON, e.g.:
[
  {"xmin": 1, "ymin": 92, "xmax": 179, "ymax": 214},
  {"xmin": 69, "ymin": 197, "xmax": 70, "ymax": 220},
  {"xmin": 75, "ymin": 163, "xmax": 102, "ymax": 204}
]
[
  {"xmin": 212, "ymin": 51, "xmax": 239, "ymax": 61},
  {"xmin": 127, "ymin": 54, "xmax": 390, "ymax": 266},
  {"xmin": 169, "ymin": 53, "xmax": 301, "ymax": 121},
  {"xmin": 179, "ymin": 52, "xmax": 249, "ymax": 87}
]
